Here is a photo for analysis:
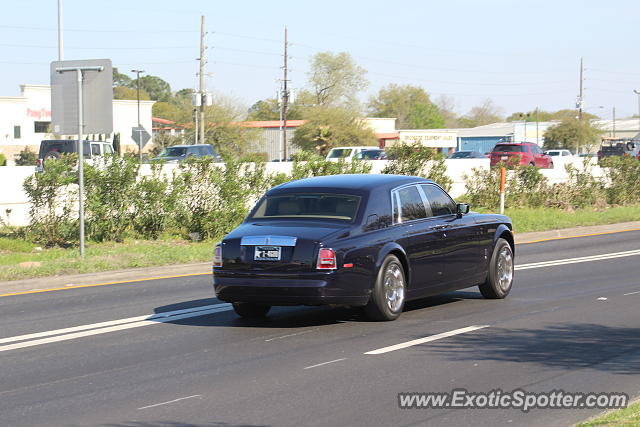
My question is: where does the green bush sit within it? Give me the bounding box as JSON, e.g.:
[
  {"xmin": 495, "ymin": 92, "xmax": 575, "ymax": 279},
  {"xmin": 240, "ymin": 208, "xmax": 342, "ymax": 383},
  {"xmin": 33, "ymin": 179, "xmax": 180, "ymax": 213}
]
[
  {"xmin": 15, "ymin": 147, "xmax": 37, "ymax": 166},
  {"xmin": 600, "ymin": 156, "xmax": 640, "ymax": 205},
  {"xmin": 22, "ymin": 154, "xmax": 78, "ymax": 246},
  {"xmin": 382, "ymin": 143, "xmax": 452, "ymax": 191},
  {"xmin": 289, "ymin": 151, "xmax": 372, "ymax": 180},
  {"xmin": 132, "ymin": 163, "xmax": 175, "ymax": 239},
  {"xmin": 84, "ymin": 156, "xmax": 140, "ymax": 242},
  {"xmin": 0, "ymin": 153, "xmax": 6, "ymax": 166}
]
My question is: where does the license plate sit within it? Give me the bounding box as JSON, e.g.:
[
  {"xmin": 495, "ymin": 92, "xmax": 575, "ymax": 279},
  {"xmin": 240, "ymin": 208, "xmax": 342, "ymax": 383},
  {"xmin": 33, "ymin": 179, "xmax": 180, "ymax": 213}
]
[
  {"xmin": 254, "ymin": 246, "xmax": 281, "ymax": 261},
  {"xmin": 501, "ymin": 155, "xmax": 508, "ymax": 160}
]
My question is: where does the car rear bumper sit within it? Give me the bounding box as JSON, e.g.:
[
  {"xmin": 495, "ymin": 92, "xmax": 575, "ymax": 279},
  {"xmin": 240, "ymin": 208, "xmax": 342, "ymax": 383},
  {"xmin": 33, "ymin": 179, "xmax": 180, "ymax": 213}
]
[{"xmin": 212, "ymin": 271, "xmax": 371, "ymax": 306}]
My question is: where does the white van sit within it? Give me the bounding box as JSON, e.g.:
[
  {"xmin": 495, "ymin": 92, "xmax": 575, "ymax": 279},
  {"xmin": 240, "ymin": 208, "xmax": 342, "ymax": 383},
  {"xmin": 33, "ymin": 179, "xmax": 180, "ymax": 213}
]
[{"xmin": 325, "ymin": 146, "xmax": 384, "ymax": 161}]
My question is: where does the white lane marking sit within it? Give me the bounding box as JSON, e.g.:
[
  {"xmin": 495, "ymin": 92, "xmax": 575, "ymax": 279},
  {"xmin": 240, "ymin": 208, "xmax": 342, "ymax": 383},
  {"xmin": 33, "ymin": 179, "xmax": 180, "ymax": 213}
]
[
  {"xmin": 0, "ymin": 303, "xmax": 229, "ymax": 345},
  {"xmin": 364, "ymin": 325, "xmax": 490, "ymax": 355},
  {"xmin": 304, "ymin": 358, "xmax": 347, "ymax": 370},
  {"xmin": 0, "ymin": 304, "xmax": 232, "ymax": 352},
  {"xmin": 515, "ymin": 249, "xmax": 640, "ymax": 271},
  {"xmin": 137, "ymin": 395, "xmax": 202, "ymax": 410},
  {"xmin": 264, "ymin": 329, "xmax": 317, "ymax": 342},
  {"xmin": 597, "ymin": 297, "xmax": 608, "ymax": 301},
  {"xmin": 623, "ymin": 291, "xmax": 640, "ymax": 296}
]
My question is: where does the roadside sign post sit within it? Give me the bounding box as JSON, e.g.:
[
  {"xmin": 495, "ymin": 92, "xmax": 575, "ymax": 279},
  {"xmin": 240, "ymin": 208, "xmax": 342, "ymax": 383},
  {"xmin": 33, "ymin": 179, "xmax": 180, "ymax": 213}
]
[
  {"xmin": 51, "ymin": 59, "xmax": 113, "ymax": 258},
  {"xmin": 131, "ymin": 126, "xmax": 151, "ymax": 162},
  {"xmin": 499, "ymin": 167, "xmax": 506, "ymax": 215}
]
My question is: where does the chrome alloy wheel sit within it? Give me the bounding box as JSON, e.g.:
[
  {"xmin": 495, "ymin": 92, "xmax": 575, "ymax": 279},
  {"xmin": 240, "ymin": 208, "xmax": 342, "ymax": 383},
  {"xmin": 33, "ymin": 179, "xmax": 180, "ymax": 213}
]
[
  {"xmin": 384, "ymin": 262, "xmax": 405, "ymax": 312},
  {"xmin": 496, "ymin": 246, "xmax": 514, "ymax": 292}
]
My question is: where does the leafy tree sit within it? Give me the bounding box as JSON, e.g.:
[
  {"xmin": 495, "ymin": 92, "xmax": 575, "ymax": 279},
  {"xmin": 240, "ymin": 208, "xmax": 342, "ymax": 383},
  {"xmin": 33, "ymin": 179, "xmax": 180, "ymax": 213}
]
[
  {"xmin": 292, "ymin": 107, "xmax": 378, "ymax": 156},
  {"xmin": 152, "ymin": 100, "xmax": 192, "ymax": 123},
  {"xmin": 368, "ymin": 84, "xmax": 444, "ymax": 129},
  {"xmin": 506, "ymin": 109, "xmax": 599, "ymax": 122},
  {"xmin": 113, "ymin": 86, "xmax": 150, "ymax": 100},
  {"xmin": 247, "ymin": 98, "xmax": 281, "ymax": 121},
  {"xmin": 246, "ymin": 98, "xmax": 304, "ymax": 121},
  {"xmin": 543, "ymin": 118, "xmax": 603, "ymax": 152},
  {"xmin": 435, "ymin": 95, "xmax": 460, "ymax": 128},
  {"xmin": 307, "ymin": 52, "xmax": 368, "ymax": 109},
  {"xmin": 459, "ymin": 99, "xmax": 503, "ymax": 127},
  {"xmin": 138, "ymin": 75, "xmax": 172, "ymax": 102},
  {"xmin": 113, "ymin": 67, "xmax": 133, "ymax": 88}
]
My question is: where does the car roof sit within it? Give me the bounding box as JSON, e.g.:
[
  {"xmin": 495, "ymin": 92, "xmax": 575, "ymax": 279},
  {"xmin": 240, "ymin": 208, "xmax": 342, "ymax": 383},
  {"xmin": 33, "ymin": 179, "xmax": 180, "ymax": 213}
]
[
  {"xmin": 167, "ymin": 144, "xmax": 211, "ymax": 148},
  {"xmin": 270, "ymin": 174, "xmax": 431, "ymax": 193}
]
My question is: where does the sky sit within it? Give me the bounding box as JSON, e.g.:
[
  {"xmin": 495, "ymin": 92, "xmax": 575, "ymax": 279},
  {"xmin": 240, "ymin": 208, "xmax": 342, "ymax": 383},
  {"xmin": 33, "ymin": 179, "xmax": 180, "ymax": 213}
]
[{"xmin": 2, "ymin": 0, "xmax": 639, "ymax": 120}]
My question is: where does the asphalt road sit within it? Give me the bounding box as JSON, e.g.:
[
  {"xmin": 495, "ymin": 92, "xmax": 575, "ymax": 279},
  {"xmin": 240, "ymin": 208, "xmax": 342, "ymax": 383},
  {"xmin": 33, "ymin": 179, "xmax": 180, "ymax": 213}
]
[{"xmin": 1, "ymin": 231, "xmax": 639, "ymax": 427}]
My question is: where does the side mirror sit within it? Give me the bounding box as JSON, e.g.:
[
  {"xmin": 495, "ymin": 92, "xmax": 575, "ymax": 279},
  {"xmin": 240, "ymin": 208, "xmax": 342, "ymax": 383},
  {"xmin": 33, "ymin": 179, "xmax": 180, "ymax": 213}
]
[{"xmin": 456, "ymin": 203, "xmax": 470, "ymax": 216}]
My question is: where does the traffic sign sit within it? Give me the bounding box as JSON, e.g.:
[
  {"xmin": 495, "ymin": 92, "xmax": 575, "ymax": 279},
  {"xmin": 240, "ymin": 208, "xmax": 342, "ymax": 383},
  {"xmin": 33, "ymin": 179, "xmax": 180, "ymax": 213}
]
[{"xmin": 131, "ymin": 126, "xmax": 151, "ymax": 148}]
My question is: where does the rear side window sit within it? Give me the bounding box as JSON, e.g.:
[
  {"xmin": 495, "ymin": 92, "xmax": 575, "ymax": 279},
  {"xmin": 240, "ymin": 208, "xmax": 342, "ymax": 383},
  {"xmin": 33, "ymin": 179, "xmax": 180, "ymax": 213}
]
[
  {"xmin": 397, "ymin": 186, "xmax": 427, "ymax": 222},
  {"xmin": 421, "ymin": 184, "xmax": 456, "ymax": 217},
  {"xmin": 91, "ymin": 145, "xmax": 101, "ymax": 156}
]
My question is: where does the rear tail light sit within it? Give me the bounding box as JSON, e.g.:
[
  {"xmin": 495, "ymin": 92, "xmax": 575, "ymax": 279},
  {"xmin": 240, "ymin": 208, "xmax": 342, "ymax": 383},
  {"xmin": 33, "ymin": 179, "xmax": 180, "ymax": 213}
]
[
  {"xmin": 316, "ymin": 248, "xmax": 337, "ymax": 270},
  {"xmin": 213, "ymin": 244, "xmax": 222, "ymax": 268}
]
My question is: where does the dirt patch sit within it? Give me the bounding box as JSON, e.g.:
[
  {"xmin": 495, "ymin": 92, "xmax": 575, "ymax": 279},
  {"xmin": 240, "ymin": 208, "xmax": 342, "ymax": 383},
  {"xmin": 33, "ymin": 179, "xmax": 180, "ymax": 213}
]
[{"xmin": 19, "ymin": 261, "xmax": 42, "ymax": 268}]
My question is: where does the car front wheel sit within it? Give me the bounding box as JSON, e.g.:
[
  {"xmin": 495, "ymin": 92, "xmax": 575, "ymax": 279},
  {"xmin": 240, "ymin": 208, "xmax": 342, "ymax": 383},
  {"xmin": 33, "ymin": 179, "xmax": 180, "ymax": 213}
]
[
  {"xmin": 479, "ymin": 238, "xmax": 514, "ymax": 299},
  {"xmin": 365, "ymin": 254, "xmax": 406, "ymax": 321},
  {"xmin": 232, "ymin": 302, "xmax": 271, "ymax": 319}
]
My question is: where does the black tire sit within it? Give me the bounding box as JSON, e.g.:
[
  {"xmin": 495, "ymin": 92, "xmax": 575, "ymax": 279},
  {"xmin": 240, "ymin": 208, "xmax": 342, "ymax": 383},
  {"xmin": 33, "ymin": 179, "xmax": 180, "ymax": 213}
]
[
  {"xmin": 529, "ymin": 162, "xmax": 535, "ymax": 166},
  {"xmin": 364, "ymin": 255, "xmax": 406, "ymax": 321},
  {"xmin": 43, "ymin": 151, "xmax": 61, "ymax": 166},
  {"xmin": 232, "ymin": 302, "xmax": 271, "ymax": 319},
  {"xmin": 479, "ymin": 238, "xmax": 514, "ymax": 299}
]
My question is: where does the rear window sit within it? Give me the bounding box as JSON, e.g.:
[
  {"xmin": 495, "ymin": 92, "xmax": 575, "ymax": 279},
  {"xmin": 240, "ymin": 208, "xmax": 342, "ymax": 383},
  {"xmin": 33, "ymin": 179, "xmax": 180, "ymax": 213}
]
[
  {"xmin": 359, "ymin": 150, "xmax": 384, "ymax": 159},
  {"xmin": 493, "ymin": 145, "xmax": 527, "ymax": 153},
  {"xmin": 251, "ymin": 193, "xmax": 361, "ymax": 221},
  {"xmin": 327, "ymin": 149, "xmax": 353, "ymax": 159}
]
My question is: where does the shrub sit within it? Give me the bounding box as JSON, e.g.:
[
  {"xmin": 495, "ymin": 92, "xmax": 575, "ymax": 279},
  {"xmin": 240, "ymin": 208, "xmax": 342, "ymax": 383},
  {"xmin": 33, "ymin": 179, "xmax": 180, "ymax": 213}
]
[
  {"xmin": 0, "ymin": 153, "xmax": 6, "ymax": 166},
  {"xmin": 22, "ymin": 154, "xmax": 78, "ymax": 246},
  {"xmin": 382, "ymin": 143, "xmax": 452, "ymax": 191},
  {"xmin": 289, "ymin": 151, "xmax": 372, "ymax": 180},
  {"xmin": 15, "ymin": 147, "xmax": 37, "ymax": 166},
  {"xmin": 171, "ymin": 157, "xmax": 273, "ymax": 240},
  {"xmin": 129, "ymin": 163, "xmax": 176, "ymax": 239},
  {"xmin": 83, "ymin": 156, "xmax": 140, "ymax": 242},
  {"xmin": 600, "ymin": 156, "xmax": 640, "ymax": 205}
]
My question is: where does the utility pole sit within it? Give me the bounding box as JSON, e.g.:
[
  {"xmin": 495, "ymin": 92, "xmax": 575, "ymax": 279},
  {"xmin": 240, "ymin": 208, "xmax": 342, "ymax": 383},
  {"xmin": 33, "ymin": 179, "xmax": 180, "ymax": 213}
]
[
  {"xmin": 578, "ymin": 57, "xmax": 584, "ymax": 120},
  {"xmin": 199, "ymin": 15, "xmax": 206, "ymax": 145},
  {"xmin": 536, "ymin": 107, "xmax": 540, "ymax": 146},
  {"xmin": 282, "ymin": 27, "xmax": 289, "ymax": 161},
  {"xmin": 612, "ymin": 106, "xmax": 616, "ymax": 138},
  {"xmin": 131, "ymin": 69, "xmax": 145, "ymax": 162},
  {"xmin": 57, "ymin": 0, "xmax": 64, "ymax": 60},
  {"xmin": 634, "ymin": 90, "xmax": 640, "ymax": 137}
]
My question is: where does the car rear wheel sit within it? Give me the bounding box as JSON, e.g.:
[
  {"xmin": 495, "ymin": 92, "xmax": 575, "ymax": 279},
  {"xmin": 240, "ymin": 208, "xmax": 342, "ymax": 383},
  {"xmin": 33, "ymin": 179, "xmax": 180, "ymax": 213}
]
[
  {"xmin": 365, "ymin": 255, "xmax": 405, "ymax": 321},
  {"xmin": 232, "ymin": 302, "xmax": 271, "ymax": 319},
  {"xmin": 479, "ymin": 238, "xmax": 514, "ymax": 299}
]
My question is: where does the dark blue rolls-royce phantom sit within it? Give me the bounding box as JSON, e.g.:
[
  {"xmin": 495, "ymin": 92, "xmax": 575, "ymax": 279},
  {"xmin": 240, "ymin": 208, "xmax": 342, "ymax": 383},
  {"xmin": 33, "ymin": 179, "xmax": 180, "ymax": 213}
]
[{"xmin": 213, "ymin": 174, "xmax": 514, "ymax": 321}]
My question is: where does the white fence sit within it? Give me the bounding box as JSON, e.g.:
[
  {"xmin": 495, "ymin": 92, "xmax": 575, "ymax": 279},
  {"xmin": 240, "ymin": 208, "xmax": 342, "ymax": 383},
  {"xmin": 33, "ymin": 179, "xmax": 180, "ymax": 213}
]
[{"xmin": 0, "ymin": 158, "xmax": 600, "ymax": 227}]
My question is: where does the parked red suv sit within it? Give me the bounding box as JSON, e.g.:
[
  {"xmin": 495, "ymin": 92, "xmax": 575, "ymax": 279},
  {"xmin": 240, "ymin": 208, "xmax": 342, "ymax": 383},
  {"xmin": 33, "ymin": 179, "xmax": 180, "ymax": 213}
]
[{"xmin": 489, "ymin": 142, "xmax": 553, "ymax": 168}]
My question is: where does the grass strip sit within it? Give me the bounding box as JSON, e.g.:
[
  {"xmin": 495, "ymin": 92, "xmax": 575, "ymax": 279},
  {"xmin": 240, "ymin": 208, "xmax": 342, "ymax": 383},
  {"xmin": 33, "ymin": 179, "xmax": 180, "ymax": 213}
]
[{"xmin": 578, "ymin": 399, "xmax": 640, "ymax": 426}]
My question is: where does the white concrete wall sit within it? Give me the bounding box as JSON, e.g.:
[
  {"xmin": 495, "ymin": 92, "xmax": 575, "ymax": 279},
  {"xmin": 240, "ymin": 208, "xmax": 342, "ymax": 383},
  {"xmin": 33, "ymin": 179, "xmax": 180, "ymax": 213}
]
[{"xmin": 0, "ymin": 158, "xmax": 602, "ymax": 227}]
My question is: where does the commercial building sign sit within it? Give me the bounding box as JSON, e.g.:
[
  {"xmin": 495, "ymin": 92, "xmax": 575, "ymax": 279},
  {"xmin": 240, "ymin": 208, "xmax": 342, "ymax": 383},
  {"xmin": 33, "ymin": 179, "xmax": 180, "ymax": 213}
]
[{"xmin": 398, "ymin": 131, "xmax": 457, "ymax": 148}]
